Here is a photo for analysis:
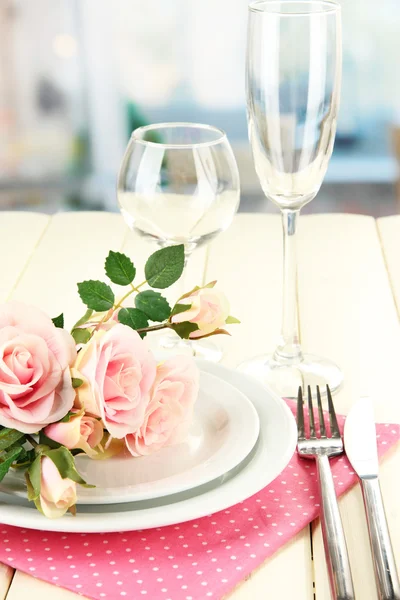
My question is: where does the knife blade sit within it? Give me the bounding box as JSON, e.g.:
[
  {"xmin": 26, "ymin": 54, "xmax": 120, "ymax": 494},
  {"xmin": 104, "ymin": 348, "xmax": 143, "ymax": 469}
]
[
  {"xmin": 344, "ymin": 397, "xmax": 400, "ymax": 600},
  {"xmin": 344, "ymin": 396, "xmax": 378, "ymax": 478}
]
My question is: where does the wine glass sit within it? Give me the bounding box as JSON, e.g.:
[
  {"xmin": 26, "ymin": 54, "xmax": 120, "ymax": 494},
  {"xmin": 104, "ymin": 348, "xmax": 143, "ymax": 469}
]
[
  {"xmin": 239, "ymin": 0, "xmax": 343, "ymax": 397},
  {"xmin": 117, "ymin": 122, "xmax": 240, "ymax": 361}
]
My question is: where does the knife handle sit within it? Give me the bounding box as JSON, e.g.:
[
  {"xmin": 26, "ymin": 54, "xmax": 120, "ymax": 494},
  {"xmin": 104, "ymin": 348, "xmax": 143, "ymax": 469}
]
[{"xmin": 361, "ymin": 477, "xmax": 400, "ymax": 600}]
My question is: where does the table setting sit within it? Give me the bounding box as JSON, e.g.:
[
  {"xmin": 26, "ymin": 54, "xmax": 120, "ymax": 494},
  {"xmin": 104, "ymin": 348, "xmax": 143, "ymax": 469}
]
[{"xmin": 0, "ymin": 1, "xmax": 399, "ymax": 600}]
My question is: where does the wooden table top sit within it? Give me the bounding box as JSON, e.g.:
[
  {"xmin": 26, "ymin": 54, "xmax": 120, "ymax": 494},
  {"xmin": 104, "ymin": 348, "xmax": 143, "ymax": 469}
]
[{"xmin": 0, "ymin": 211, "xmax": 398, "ymax": 600}]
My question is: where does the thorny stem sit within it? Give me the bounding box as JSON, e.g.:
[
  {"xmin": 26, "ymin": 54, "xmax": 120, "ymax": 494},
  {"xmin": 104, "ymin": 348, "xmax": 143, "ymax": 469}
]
[
  {"xmin": 91, "ymin": 280, "xmax": 147, "ymax": 334},
  {"xmin": 136, "ymin": 322, "xmax": 170, "ymax": 334},
  {"xmin": 113, "ymin": 280, "xmax": 147, "ymax": 312}
]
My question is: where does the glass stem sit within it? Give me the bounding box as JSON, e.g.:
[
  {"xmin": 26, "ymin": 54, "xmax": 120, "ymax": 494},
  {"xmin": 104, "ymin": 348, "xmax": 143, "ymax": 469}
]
[
  {"xmin": 181, "ymin": 250, "xmax": 196, "ymax": 355},
  {"xmin": 160, "ymin": 246, "xmax": 196, "ymax": 355},
  {"xmin": 274, "ymin": 208, "xmax": 303, "ymax": 363},
  {"xmin": 174, "ymin": 249, "xmax": 191, "ymax": 301}
]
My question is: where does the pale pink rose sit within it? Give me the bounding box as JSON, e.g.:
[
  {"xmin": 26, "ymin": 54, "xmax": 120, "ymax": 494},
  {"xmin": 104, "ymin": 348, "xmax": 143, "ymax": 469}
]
[
  {"xmin": 125, "ymin": 356, "xmax": 199, "ymax": 457},
  {"xmin": 39, "ymin": 456, "xmax": 77, "ymax": 519},
  {"xmin": 0, "ymin": 302, "xmax": 77, "ymax": 433},
  {"xmin": 80, "ymin": 414, "xmax": 104, "ymax": 448},
  {"xmin": 44, "ymin": 409, "xmax": 103, "ymax": 456},
  {"xmin": 73, "ymin": 324, "xmax": 156, "ymax": 438},
  {"xmin": 171, "ymin": 284, "xmax": 230, "ymax": 339}
]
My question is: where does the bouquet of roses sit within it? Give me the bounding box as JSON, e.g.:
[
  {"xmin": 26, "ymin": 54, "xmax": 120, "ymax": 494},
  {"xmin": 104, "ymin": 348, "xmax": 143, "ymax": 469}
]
[{"xmin": 0, "ymin": 244, "xmax": 238, "ymax": 518}]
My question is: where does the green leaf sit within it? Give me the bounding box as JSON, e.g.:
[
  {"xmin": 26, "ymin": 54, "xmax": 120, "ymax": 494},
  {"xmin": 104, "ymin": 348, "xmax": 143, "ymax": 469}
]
[
  {"xmin": 226, "ymin": 315, "xmax": 240, "ymax": 324},
  {"xmin": 52, "ymin": 313, "xmax": 64, "ymax": 328},
  {"xmin": 72, "ymin": 308, "xmax": 93, "ymax": 329},
  {"xmin": 170, "ymin": 321, "xmax": 199, "ymax": 339},
  {"xmin": 170, "ymin": 303, "xmax": 191, "ymax": 318},
  {"xmin": 12, "ymin": 446, "xmax": 27, "ymax": 462},
  {"xmin": 118, "ymin": 307, "xmax": 149, "ymax": 337},
  {"xmin": 27, "ymin": 455, "xmax": 42, "ymax": 500},
  {"xmin": 144, "ymin": 245, "xmax": 185, "ymax": 289},
  {"xmin": 0, "ymin": 446, "xmax": 23, "ymax": 482},
  {"xmin": 72, "ymin": 377, "xmax": 84, "ymax": 389},
  {"xmin": 72, "ymin": 328, "xmax": 91, "ymax": 344},
  {"xmin": 14, "ymin": 448, "xmax": 35, "ymax": 469},
  {"xmin": 78, "ymin": 280, "xmax": 115, "ymax": 311},
  {"xmin": 5, "ymin": 440, "xmax": 29, "ymax": 462},
  {"xmin": 44, "ymin": 447, "xmax": 94, "ymax": 487},
  {"xmin": 135, "ymin": 290, "xmax": 171, "ymax": 322},
  {"xmin": 0, "ymin": 428, "xmax": 25, "ymax": 452},
  {"xmin": 105, "ymin": 251, "xmax": 136, "ymax": 286}
]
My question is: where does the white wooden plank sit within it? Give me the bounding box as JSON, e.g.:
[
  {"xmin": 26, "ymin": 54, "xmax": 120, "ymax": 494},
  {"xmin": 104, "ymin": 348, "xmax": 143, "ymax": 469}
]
[
  {"xmin": 0, "ymin": 212, "xmax": 50, "ymax": 302},
  {"xmin": 297, "ymin": 213, "xmax": 400, "ymax": 599},
  {"xmin": 204, "ymin": 213, "xmax": 284, "ymax": 369},
  {"xmin": 6, "ymin": 572, "xmax": 89, "ymax": 600},
  {"xmin": 10, "ymin": 212, "xmax": 128, "ymax": 327},
  {"xmin": 298, "ymin": 214, "xmax": 400, "ymax": 420},
  {"xmin": 225, "ymin": 531, "xmax": 314, "ymax": 600},
  {"xmin": 377, "ymin": 215, "xmax": 400, "ymax": 317},
  {"xmin": 8, "ymin": 211, "xmax": 207, "ymax": 333},
  {"xmin": 205, "ymin": 214, "xmax": 313, "ymax": 600},
  {"xmin": 0, "ymin": 564, "xmax": 13, "ymax": 600}
]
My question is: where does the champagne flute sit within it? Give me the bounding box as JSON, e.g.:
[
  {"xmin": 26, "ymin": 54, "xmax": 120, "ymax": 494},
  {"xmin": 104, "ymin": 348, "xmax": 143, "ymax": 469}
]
[
  {"xmin": 117, "ymin": 122, "xmax": 240, "ymax": 361},
  {"xmin": 239, "ymin": 0, "xmax": 343, "ymax": 397}
]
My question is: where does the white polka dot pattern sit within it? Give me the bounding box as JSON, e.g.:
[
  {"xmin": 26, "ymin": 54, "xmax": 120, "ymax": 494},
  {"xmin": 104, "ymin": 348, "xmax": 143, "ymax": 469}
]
[{"xmin": 0, "ymin": 403, "xmax": 398, "ymax": 600}]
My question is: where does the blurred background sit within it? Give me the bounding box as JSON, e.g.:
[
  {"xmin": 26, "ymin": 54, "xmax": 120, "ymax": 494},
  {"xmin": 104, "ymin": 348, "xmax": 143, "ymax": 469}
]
[{"xmin": 1, "ymin": 0, "xmax": 400, "ymax": 216}]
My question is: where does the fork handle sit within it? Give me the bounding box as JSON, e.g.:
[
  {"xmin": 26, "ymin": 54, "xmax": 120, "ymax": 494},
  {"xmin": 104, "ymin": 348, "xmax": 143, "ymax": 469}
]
[
  {"xmin": 361, "ymin": 477, "xmax": 400, "ymax": 600},
  {"xmin": 316, "ymin": 455, "xmax": 355, "ymax": 600}
]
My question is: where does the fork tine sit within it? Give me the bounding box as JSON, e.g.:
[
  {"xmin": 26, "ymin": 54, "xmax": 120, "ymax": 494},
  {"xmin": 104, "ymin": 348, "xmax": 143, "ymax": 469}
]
[
  {"xmin": 297, "ymin": 387, "xmax": 305, "ymax": 440},
  {"xmin": 316, "ymin": 385, "xmax": 327, "ymax": 438},
  {"xmin": 327, "ymin": 384, "xmax": 340, "ymax": 437},
  {"xmin": 307, "ymin": 385, "xmax": 316, "ymax": 438}
]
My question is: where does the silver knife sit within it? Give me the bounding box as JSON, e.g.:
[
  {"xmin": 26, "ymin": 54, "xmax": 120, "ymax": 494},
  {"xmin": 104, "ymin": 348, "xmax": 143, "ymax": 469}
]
[{"xmin": 344, "ymin": 397, "xmax": 400, "ymax": 600}]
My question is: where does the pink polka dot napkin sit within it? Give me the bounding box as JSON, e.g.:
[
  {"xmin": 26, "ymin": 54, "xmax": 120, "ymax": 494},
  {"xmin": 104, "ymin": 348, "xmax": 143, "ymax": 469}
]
[{"xmin": 0, "ymin": 401, "xmax": 398, "ymax": 600}]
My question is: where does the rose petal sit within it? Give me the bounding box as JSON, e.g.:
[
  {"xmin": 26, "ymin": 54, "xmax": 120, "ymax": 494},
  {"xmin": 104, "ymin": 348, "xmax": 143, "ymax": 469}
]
[
  {"xmin": 125, "ymin": 356, "xmax": 199, "ymax": 456},
  {"xmin": 0, "ymin": 304, "xmax": 75, "ymax": 432},
  {"xmin": 40, "ymin": 456, "xmax": 77, "ymax": 518}
]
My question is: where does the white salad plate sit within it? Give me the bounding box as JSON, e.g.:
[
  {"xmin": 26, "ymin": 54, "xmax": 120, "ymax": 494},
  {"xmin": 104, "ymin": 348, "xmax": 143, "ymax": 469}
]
[
  {"xmin": 2, "ymin": 371, "xmax": 260, "ymax": 505},
  {"xmin": 0, "ymin": 361, "xmax": 297, "ymax": 533}
]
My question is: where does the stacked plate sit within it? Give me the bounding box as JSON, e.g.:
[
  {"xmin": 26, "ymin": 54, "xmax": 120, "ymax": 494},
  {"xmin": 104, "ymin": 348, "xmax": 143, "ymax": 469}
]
[{"xmin": 0, "ymin": 361, "xmax": 297, "ymax": 533}]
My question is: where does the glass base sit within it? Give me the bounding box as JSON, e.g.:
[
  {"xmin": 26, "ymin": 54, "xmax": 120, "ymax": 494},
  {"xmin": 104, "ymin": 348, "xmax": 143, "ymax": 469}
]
[
  {"xmin": 158, "ymin": 332, "xmax": 223, "ymax": 362},
  {"xmin": 237, "ymin": 353, "xmax": 343, "ymax": 399}
]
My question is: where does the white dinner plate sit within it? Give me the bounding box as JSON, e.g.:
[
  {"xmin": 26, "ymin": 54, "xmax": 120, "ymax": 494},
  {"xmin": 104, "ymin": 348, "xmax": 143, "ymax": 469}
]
[
  {"xmin": 0, "ymin": 362, "xmax": 297, "ymax": 532},
  {"xmin": 1, "ymin": 371, "xmax": 259, "ymax": 504}
]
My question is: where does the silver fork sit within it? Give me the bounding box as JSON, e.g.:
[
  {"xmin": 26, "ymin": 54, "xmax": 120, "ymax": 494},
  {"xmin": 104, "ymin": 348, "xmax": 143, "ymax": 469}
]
[{"xmin": 297, "ymin": 385, "xmax": 355, "ymax": 600}]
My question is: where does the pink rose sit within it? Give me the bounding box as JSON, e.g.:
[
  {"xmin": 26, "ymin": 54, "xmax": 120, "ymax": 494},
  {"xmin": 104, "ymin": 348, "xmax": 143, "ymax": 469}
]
[
  {"xmin": 44, "ymin": 409, "xmax": 103, "ymax": 456},
  {"xmin": 39, "ymin": 456, "xmax": 77, "ymax": 519},
  {"xmin": 125, "ymin": 356, "xmax": 199, "ymax": 457},
  {"xmin": 0, "ymin": 302, "xmax": 76, "ymax": 433},
  {"xmin": 171, "ymin": 283, "xmax": 230, "ymax": 339},
  {"xmin": 73, "ymin": 324, "xmax": 156, "ymax": 438}
]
